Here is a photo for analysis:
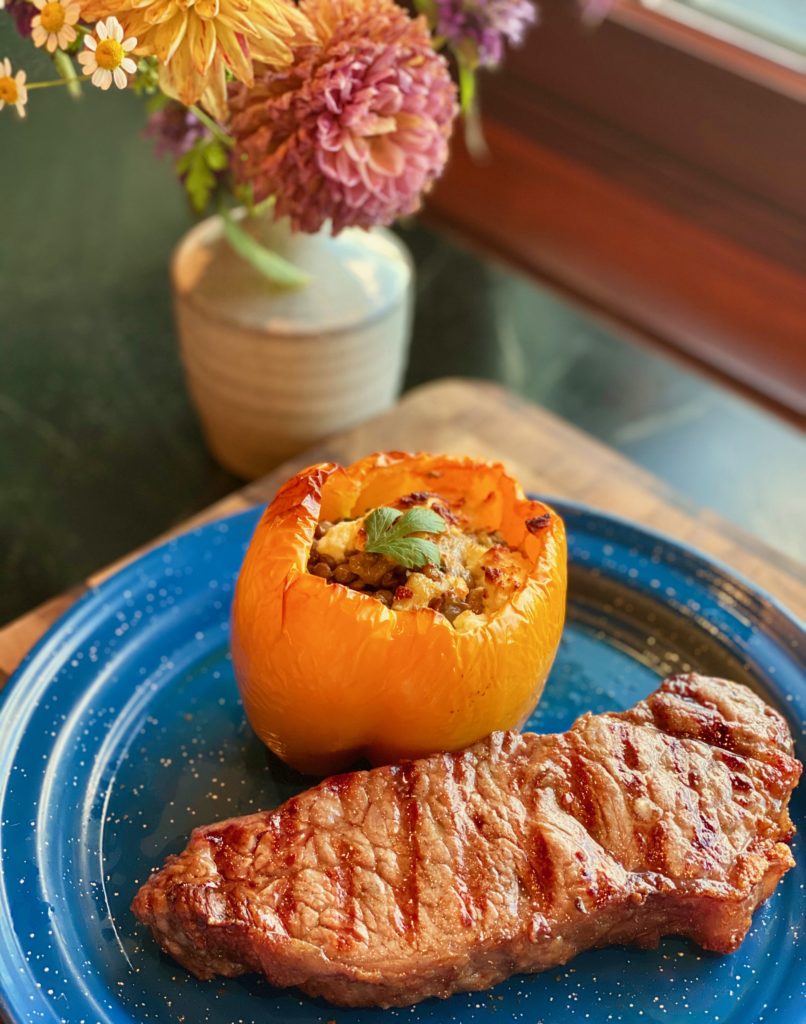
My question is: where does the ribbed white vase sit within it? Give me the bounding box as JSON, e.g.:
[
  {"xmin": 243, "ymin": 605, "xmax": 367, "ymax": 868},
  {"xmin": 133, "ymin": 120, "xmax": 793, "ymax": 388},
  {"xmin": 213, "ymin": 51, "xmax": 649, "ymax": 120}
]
[{"xmin": 171, "ymin": 212, "xmax": 414, "ymax": 479}]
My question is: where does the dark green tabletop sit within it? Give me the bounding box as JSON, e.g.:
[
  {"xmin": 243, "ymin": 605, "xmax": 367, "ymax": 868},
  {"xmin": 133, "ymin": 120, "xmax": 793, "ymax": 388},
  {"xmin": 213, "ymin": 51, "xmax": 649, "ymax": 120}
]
[{"xmin": 1, "ymin": 19, "xmax": 803, "ymax": 626}]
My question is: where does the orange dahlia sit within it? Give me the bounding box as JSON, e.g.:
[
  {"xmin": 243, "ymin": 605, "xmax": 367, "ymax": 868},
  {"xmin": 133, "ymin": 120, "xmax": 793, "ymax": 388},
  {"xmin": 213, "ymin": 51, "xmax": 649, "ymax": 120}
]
[{"xmin": 79, "ymin": 0, "xmax": 313, "ymax": 116}]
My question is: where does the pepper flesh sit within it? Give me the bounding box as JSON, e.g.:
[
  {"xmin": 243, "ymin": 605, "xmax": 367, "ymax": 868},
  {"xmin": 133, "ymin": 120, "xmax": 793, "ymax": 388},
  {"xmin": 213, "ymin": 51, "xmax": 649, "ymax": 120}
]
[{"xmin": 231, "ymin": 452, "xmax": 567, "ymax": 774}]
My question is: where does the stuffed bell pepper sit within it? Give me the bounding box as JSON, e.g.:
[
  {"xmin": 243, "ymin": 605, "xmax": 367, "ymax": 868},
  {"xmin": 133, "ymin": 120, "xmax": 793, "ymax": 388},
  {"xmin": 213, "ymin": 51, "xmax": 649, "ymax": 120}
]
[{"xmin": 231, "ymin": 451, "xmax": 567, "ymax": 774}]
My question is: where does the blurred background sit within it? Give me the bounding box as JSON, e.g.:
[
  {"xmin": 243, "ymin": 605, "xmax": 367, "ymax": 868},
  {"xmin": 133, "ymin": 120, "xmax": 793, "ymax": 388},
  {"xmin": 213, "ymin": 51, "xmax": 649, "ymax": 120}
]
[{"xmin": 1, "ymin": 0, "xmax": 804, "ymax": 626}]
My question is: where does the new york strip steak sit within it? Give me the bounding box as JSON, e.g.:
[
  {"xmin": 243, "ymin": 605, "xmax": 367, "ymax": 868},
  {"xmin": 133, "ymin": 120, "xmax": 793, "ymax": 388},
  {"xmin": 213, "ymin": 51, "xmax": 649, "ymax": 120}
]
[{"xmin": 132, "ymin": 675, "xmax": 801, "ymax": 1007}]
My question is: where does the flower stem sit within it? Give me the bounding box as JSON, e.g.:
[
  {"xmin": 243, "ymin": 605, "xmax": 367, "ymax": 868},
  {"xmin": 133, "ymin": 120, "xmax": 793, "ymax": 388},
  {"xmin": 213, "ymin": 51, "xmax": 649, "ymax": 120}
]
[
  {"xmin": 53, "ymin": 49, "xmax": 82, "ymax": 100},
  {"xmin": 221, "ymin": 208, "xmax": 311, "ymax": 289},
  {"xmin": 458, "ymin": 62, "xmax": 489, "ymax": 161},
  {"xmin": 189, "ymin": 105, "xmax": 234, "ymax": 149},
  {"xmin": 27, "ymin": 79, "xmax": 73, "ymax": 90}
]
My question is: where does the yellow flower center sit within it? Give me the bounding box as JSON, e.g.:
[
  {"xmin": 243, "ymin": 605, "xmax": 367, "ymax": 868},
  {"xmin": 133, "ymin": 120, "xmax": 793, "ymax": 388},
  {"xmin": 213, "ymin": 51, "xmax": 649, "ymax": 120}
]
[
  {"xmin": 96, "ymin": 38, "xmax": 124, "ymax": 70},
  {"xmin": 0, "ymin": 76, "xmax": 18, "ymax": 104},
  {"xmin": 40, "ymin": 2, "xmax": 66, "ymax": 33}
]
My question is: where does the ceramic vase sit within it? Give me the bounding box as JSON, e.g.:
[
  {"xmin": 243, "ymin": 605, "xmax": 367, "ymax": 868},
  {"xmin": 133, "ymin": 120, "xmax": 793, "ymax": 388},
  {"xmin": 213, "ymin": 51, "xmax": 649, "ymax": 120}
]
[{"xmin": 171, "ymin": 212, "xmax": 414, "ymax": 479}]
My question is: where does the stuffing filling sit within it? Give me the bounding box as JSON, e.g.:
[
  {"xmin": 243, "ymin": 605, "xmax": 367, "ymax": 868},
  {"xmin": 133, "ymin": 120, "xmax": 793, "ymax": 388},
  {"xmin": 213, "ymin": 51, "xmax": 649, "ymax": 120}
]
[{"xmin": 306, "ymin": 492, "xmax": 531, "ymax": 631}]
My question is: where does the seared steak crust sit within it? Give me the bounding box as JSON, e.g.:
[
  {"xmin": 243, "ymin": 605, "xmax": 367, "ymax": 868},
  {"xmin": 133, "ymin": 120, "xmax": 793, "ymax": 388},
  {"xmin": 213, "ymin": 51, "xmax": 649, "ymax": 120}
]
[{"xmin": 132, "ymin": 675, "xmax": 801, "ymax": 1007}]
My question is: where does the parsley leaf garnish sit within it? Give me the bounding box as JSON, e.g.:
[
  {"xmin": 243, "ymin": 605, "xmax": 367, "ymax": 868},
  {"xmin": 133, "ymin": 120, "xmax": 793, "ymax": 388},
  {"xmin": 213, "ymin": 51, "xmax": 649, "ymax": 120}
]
[{"xmin": 363, "ymin": 506, "xmax": 447, "ymax": 569}]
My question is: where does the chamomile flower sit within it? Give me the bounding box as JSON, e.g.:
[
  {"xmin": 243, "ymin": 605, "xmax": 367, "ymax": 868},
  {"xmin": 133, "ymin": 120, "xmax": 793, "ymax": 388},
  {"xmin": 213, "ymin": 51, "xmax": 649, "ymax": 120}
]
[
  {"xmin": 77, "ymin": 16, "xmax": 136, "ymax": 90},
  {"xmin": 78, "ymin": 0, "xmax": 311, "ymax": 116},
  {"xmin": 31, "ymin": 0, "xmax": 80, "ymax": 53},
  {"xmin": 0, "ymin": 58, "xmax": 28, "ymax": 118}
]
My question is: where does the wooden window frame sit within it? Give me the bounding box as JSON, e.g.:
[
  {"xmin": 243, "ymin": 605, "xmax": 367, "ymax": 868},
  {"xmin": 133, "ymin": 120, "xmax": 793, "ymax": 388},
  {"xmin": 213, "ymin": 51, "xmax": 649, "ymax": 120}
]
[{"xmin": 428, "ymin": 0, "xmax": 806, "ymax": 418}]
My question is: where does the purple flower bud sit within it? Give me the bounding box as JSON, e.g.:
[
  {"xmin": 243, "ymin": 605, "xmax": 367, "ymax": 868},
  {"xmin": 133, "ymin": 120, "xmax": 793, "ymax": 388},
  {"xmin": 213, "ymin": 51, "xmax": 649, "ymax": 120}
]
[
  {"xmin": 6, "ymin": 0, "xmax": 36, "ymax": 39},
  {"xmin": 144, "ymin": 102, "xmax": 209, "ymax": 160},
  {"xmin": 434, "ymin": 0, "xmax": 538, "ymax": 69}
]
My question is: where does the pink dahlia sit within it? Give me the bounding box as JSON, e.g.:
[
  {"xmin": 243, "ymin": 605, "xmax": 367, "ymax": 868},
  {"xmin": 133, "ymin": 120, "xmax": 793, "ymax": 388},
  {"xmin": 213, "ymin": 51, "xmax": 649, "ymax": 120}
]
[{"xmin": 228, "ymin": 0, "xmax": 459, "ymax": 234}]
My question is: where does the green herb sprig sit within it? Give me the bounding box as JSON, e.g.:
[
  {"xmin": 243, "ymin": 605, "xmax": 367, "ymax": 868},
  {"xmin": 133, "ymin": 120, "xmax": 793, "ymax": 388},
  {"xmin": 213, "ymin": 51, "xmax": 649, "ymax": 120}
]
[{"xmin": 364, "ymin": 506, "xmax": 447, "ymax": 570}]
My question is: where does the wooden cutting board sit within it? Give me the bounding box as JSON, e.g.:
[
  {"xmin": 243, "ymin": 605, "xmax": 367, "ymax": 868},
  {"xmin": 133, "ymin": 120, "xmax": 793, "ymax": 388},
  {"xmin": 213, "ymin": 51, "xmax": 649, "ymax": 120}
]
[{"xmin": 1, "ymin": 378, "xmax": 803, "ymax": 683}]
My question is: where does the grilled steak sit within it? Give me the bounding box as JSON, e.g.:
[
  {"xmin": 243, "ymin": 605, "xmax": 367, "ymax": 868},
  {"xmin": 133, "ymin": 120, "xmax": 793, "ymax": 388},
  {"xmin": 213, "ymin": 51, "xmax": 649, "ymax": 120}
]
[{"xmin": 132, "ymin": 675, "xmax": 801, "ymax": 1007}]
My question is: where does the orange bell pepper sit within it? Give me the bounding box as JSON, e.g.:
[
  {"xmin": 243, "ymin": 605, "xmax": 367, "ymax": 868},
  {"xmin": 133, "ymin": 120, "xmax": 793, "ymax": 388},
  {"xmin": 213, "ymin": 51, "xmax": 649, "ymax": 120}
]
[{"xmin": 231, "ymin": 452, "xmax": 567, "ymax": 774}]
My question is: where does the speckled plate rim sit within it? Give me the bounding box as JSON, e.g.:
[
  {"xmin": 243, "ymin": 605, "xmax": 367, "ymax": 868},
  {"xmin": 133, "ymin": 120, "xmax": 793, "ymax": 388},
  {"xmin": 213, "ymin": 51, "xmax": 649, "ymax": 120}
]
[
  {"xmin": 0, "ymin": 497, "xmax": 803, "ymax": 1024},
  {"xmin": 549, "ymin": 497, "xmax": 806, "ymax": 650}
]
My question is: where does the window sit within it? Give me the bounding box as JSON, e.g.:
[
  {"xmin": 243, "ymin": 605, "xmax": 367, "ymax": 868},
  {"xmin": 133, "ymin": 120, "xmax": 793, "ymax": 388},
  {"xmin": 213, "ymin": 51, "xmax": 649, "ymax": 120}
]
[
  {"xmin": 429, "ymin": 0, "xmax": 806, "ymax": 417},
  {"xmin": 659, "ymin": 0, "xmax": 806, "ymax": 67}
]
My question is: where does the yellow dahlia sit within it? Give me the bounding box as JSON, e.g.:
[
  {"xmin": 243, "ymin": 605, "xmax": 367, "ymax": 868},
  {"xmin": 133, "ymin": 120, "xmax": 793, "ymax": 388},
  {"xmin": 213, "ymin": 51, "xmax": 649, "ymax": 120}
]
[{"xmin": 79, "ymin": 0, "xmax": 313, "ymax": 116}]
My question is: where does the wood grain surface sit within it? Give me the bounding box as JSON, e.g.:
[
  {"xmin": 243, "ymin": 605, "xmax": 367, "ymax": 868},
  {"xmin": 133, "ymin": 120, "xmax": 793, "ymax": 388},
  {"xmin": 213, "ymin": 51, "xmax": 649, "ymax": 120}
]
[{"xmin": 1, "ymin": 378, "xmax": 803, "ymax": 683}]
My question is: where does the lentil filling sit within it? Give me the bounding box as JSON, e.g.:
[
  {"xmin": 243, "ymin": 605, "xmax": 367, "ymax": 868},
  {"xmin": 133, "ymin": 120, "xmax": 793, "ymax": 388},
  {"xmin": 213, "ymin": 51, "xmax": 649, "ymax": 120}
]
[{"xmin": 306, "ymin": 492, "xmax": 535, "ymax": 631}]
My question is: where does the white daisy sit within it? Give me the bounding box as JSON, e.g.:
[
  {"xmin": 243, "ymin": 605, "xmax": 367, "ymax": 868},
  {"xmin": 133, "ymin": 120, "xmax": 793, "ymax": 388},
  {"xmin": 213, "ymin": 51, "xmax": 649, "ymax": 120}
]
[
  {"xmin": 78, "ymin": 16, "xmax": 137, "ymax": 91},
  {"xmin": 0, "ymin": 58, "xmax": 28, "ymax": 118},
  {"xmin": 31, "ymin": 0, "xmax": 81, "ymax": 54}
]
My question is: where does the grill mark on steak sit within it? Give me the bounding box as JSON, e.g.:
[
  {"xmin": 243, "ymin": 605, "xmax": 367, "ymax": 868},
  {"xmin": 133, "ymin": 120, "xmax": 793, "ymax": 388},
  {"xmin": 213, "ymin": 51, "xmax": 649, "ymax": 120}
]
[
  {"xmin": 448, "ymin": 753, "xmax": 480, "ymax": 927},
  {"xmin": 718, "ymin": 750, "xmax": 747, "ymax": 772},
  {"xmin": 393, "ymin": 762, "xmax": 420, "ymax": 936},
  {"xmin": 646, "ymin": 821, "xmax": 669, "ymax": 873},
  {"xmin": 693, "ymin": 813, "xmax": 719, "ymax": 853},
  {"xmin": 573, "ymin": 841, "xmax": 617, "ymax": 911},
  {"xmin": 523, "ymin": 829, "xmax": 555, "ymax": 911},
  {"xmin": 322, "ymin": 774, "xmax": 363, "ymax": 947},
  {"xmin": 701, "ymin": 717, "xmax": 734, "ymax": 750},
  {"xmin": 621, "ymin": 726, "xmax": 641, "ymax": 770},
  {"xmin": 567, "ymin": 749, "xmax": 598, "ymax": 834},
  {"xmin": 132, "ymin": 675, "xmax": 801, "ymax": 1009},
  {"xmin": 330, "ymin": 839, "xmax": 359, "ymax": 950},
  {"xmin": 669, "ymin": 737, "xmax": 686, "ymax": 776},
  {"xmin": 731, "ymin": 774, "xmax": 752, "ymax": 793},
  {"xmin": 268, "ymin": 800, "xmax": 303, "ymax": 932},
  {"xmin": 615, "ymin": 726, "xmax": 645, "ymax": 799},
  {"xmin": 269, "ymin": 797, "xmax": 300, "ymax": 868},
  {"xmin": 649, "ymin": 690, "xmax": 736, "ymax": 752},
  {"xmin": 276, "ymin": 879, "xmax": 297, "ymax": 934}
]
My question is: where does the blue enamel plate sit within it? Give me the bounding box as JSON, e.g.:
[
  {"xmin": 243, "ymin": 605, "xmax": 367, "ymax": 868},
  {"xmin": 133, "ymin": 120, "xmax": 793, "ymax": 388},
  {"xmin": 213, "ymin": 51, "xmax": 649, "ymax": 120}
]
[{"xmin": 0, "ymin": 500, "xmax": 803, "ymax": 1024}]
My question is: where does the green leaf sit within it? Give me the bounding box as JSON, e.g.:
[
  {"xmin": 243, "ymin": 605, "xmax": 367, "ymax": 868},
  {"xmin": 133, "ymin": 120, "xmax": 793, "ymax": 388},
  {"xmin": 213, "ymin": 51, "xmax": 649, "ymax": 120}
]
[
  {"xmin": 177, "ymin": 145, "xmax": 218, "ymax": 214},
  {"xmin": 364, "ymin": 506, "xmax": 402, "ymax": 548},
  {"xmin": 382, "ymin": 536, "xmax": 443, "ymax": 569},
  {"xmin": 145, "ymin": 88, "xmax": 169, "ymax": 114},
  {"xmin": 174, "ymin": 135, "xmax": 230, "ymax": 215},
  {"xmin": 414, "ymin": 0, "xmax": 438, "ymax": 25},
  {"xmin": 204, "ymin": 141, "xmax": 228, "ymax": 171},
  {"xmin": 133, "ymin": 57, "xmax": 161, "ymax": 97},
  {"xmin": 395, "ymin": 507, "xmax": 448, "ymax": 537},
  {"xmin": 364, "ymin": 506, "xmax": 447, "ymax": 570},
  {"xmin": 222, "ymin": 210, "xmax": 311, "ymax": 289}
]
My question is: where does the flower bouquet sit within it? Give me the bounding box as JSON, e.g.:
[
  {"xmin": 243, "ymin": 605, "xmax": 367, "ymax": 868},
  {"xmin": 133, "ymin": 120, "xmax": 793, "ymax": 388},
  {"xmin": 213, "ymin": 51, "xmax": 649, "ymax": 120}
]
[
  {"xmin": 2, "ymin": 0, "xmax": 541, "ymax": 257},
  {"xmin": 0, "ymin": 0, "xmax": 592, "ymax": 475}
]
